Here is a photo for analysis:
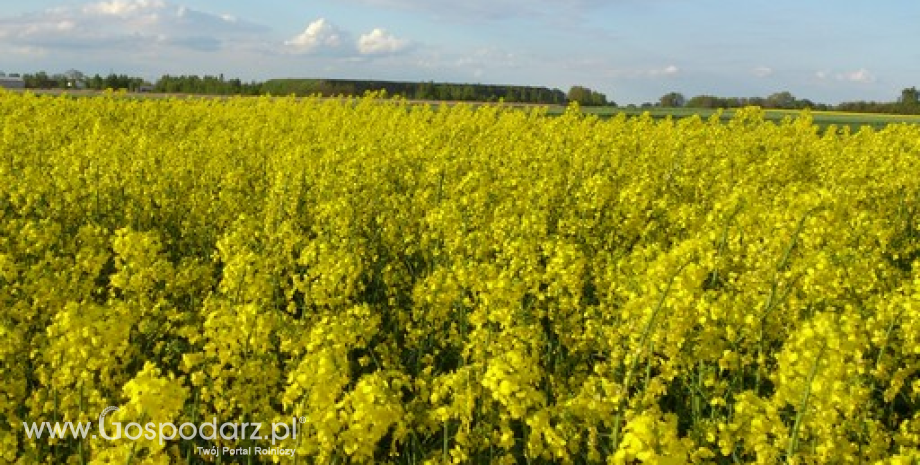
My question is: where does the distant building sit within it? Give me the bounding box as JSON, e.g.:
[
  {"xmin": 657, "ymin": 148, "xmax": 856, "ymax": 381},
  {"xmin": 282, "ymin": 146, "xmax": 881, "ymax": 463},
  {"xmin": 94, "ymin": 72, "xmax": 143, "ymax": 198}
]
[{"xmin": 0, "ymin": 76, "xmax": 25, "ymax": 89}]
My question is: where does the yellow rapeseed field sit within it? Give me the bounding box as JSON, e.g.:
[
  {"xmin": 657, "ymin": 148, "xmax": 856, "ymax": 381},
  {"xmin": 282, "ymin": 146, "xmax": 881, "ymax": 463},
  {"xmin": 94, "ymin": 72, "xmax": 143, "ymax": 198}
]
[{"xmin": 1, "ymin": 90, "xmax": 918, "ymax": 463}]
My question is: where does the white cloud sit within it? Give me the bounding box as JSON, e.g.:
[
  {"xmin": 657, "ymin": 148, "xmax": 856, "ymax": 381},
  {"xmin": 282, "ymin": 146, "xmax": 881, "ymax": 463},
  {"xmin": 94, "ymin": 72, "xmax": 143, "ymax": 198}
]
[
  {"xmin": 333, "ymin": 0, "xmax": 605, "ymax": 23},
  {"xmin": 413, "ymin": 46, "xmax": 524, "ymax": 82},
  {"xmin": 815, "ymin": 68, "xmax": 876, "ymax": 84},
  {"xmin": 283, "ymin": 22, "xmax": 411, "ymax": 58},
  {"xmin": 752, "ymin": 66, "xmax": 773, "ymax": 77},
  {"xmin": 83, "ymin": 0, "xmax": 166, "ymax": 17},
  {"xmin": 0, "ymin": 1, "xmax": 266, "ymax": 53},
  {"xmin": 358, "ymin": 28, "xmax": 409, "ymax": 55},
  {"xmin": 648, "ymin": 65, "xmax": 679, "ymax": 77},
  {"xmin": 593, "ymin": 63, "xmax": 681, "ymax": 80},
  {"xmin": 3, "ymin": 45, "xmax": 49, "ymax": 57},
  {"xmin": 285, "ymin": 18, "xmax": 345, "ymax": 54},
  {"xmin": 839, "ymin": 68, "xmax": 875, "ymax": 83}
]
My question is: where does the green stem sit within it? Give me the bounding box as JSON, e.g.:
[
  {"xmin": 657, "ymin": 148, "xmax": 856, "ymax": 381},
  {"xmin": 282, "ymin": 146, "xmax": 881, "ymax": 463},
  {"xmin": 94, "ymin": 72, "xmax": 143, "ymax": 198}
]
[
  {"xmin": 787, "ymin": 343, "xmax": 827, "ymax": 459},
  {"xmin": 611, "ymin": 258, "xmax": 694, "ymax": 452}
]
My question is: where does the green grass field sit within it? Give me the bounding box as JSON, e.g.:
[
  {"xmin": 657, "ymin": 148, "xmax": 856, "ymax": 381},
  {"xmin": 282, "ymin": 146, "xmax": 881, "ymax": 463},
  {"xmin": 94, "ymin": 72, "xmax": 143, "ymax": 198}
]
[{"xmin": 546, "ymin": 105, "xmax": 920, "ymax": 131}]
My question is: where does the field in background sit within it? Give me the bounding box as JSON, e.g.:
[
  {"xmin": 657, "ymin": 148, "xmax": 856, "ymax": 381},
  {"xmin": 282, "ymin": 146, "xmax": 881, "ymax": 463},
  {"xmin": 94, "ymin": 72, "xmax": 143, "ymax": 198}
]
[
  {"xmin": 10, "ymin": 88, "xmax": 920, "ymax": 132},
  {"xmin": 547, "ymin": 105, "xmax": 920, "ymax": 131}
]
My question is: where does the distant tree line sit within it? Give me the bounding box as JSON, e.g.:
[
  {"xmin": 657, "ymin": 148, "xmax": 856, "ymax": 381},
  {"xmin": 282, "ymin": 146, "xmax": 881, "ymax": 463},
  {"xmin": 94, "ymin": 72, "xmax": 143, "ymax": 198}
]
[
  {"xmin": 18, "ymin": 71, "xmax": 146, "ymax": 91},
  {"xmin": 12, "ymin": 68, "xmax": 920, "ymax": 115},
  {"xmin": 8, "ymin": 70, "xmax": 603, "ymax": 106},
  {"xmin": 659, "ymin": 91, "xmax": 830, "ymax": 111},
  {"xmin": 154, "ymin": 74, "xmax": 263, "ymax": 95},
  {"xmin": 260, "ymin": 79, "xmax": 571, "ymax": 105},
  {"xmin": 657, "ymin": 88, "xmax": 920, "ymax": 115},
  {"xmin": 836, "ymin": 87, "xmax": 920, "ymax": 115}
]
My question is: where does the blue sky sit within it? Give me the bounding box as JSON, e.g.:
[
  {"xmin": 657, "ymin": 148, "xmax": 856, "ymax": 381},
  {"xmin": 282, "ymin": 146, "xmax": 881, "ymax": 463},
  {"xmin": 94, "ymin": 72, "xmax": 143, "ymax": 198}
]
[{"xmin": 0, "ymin": 0, "xmax": 918, "ymax": 104}]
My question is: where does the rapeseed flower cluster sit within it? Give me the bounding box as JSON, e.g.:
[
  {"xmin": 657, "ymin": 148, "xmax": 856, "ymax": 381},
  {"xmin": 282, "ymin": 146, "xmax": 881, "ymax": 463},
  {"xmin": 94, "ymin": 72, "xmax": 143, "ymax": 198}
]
[{"xmin": 1, "ymin": 89, "xmax": 918, "ymax": 463}]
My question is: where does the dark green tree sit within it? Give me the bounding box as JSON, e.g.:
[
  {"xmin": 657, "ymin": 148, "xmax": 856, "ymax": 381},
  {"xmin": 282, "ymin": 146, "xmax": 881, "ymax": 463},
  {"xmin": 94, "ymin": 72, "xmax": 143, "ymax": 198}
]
[
  {"xmin": 899, "ymin": 87, "xmax": 919, "ymax": 106},
  {"xmin": 765, "ymin": 91, "xmax": 797, "ymax": 109},
  {"xmin": 659, "ymin": 92, "xmax": 686, "ymax": 107},
  {"xmin": 567, "ymin": 85, "xmax": 608, "ymax": 106}
]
